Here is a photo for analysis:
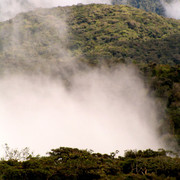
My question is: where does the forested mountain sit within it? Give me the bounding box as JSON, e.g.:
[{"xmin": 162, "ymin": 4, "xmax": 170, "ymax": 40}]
[
  {"xmin": 0, "ymin": 4, "xmax": 180, "ymax": 68},
  {"xmin": 70, "ymin": 4, "xmax": 180, "ymax": 65},
  {"xmin": 0, "ymin": 4, "xmax": 180, "ymax": 179}
]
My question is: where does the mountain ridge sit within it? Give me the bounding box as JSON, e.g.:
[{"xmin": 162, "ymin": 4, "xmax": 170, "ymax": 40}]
[{"xmin": 0, "ymin": 4, "xmax": 179, "ymax": 71}]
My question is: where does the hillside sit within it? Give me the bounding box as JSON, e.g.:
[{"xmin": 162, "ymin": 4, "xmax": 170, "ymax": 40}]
[
  {"xmin": 0, "ymin": 4, "xmax": 180, "ymax": 68},
  {"xmin": 69, "ymin": 4, "xmax": 180, "ymax": 65}
]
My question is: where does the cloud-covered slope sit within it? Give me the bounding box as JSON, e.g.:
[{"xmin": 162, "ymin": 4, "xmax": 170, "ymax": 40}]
[{"xmin": 0, "ymin": 4, "xmax": 179, "ymax": 73}]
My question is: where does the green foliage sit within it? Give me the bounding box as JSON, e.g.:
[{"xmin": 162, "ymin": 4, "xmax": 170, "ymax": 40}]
[
  {"xmin": 0, "ymin": 4, "xmax": 180, "ymax": 72},
  {"xmin": 0, "ymin": 147, "xmax": 179, "ymax": 179},
  {"xmin": 67, "ymin": 4, "xmax": 180, "ymax": 65},
  {"xmin": 124, "ymin": 149, "xmax": 167, "ymax": 158},
  {"xmin": 138, "ymin": 63, "xmax": 180, "ymax": 144}
]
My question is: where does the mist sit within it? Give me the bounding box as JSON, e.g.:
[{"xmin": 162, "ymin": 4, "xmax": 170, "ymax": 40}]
[
  {"xmin": 162, "ymin": 0, "xmax": 180, "ymax": 19},
  {"xmin": 0, "ymin": 67, "xmax": 165, "ymax": 156},
  {"xmin": 0, "ymin": 0, "xmax": 170, "ymax": 157},
  {"xmin": 0, "ymin": 0, "xmax": 111, "ymax": 22}
]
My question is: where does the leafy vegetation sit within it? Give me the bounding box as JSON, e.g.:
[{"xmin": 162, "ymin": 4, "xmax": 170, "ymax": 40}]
[
  {"xmin": 68, "ymin": 4, "xmax": 180, "ymax": 65},
  {"xmin": 138, "ymin": 63, "xmax": 180, "ymax": 145},
  {"xmin": 0, "ymin": 147, "xmax": 179, "ymax": 179},
  {"xmin": 0, "ymin": 4, "xmax": 180, "ymax": 68}
]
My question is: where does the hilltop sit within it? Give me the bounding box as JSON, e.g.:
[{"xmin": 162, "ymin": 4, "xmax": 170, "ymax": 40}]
[
  {"xmin": 0, "ymin": 4, "xmax": 179, "ymax": 68},
  {"xmin": 69, "ymin": 4, "xmax": 180, "ymax": 65}
]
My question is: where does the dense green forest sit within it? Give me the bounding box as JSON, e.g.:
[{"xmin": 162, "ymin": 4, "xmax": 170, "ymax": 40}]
[
  {"xmin": 0, "ymin": 3, "xmax": 180, "ymax": 179},
  {"xmin": 0, "ymin": 147, "xmax": 179, "ymax": 179},
  {"xmin": 69, "ymin": 4, "xmax": 180, "ymax": 65},
  {"xmin": 1, "ymin": 4, "xmax": 180, "ymax": 66}
]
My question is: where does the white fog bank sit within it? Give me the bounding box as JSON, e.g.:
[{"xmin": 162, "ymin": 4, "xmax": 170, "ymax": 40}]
[
  {"xmin": 162, "ymin": 0, "xmax": 180, "ymax": 19},
  {"xmin": 0, "ymin": 67, "xmax": 165, "ymax": 156}
]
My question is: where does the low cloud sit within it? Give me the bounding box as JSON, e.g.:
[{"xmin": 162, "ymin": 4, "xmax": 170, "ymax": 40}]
[
  {"xmin": 0, "ymin": 66, "xmax": 165, "ymax": 156},
  {"xmin": 162, "ymin": 0, "xmax": 180, "ymax": 19}
]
